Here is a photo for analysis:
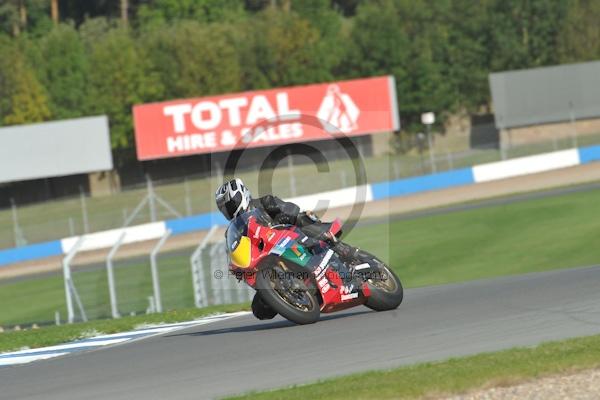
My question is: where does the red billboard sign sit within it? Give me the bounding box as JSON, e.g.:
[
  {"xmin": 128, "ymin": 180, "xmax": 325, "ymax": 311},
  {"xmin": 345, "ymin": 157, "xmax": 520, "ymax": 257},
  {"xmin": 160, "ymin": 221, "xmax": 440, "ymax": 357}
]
[{"xmin": 133, "ymin": 76, "xmax": 399, "ymax": 160}]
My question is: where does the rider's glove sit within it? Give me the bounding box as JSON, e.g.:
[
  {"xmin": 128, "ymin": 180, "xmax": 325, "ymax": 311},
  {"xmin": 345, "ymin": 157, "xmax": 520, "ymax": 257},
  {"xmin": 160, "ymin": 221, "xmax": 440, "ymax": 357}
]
[{"xmin": 305, "ymin": 210, "xmax": 320, "ymax": 222}]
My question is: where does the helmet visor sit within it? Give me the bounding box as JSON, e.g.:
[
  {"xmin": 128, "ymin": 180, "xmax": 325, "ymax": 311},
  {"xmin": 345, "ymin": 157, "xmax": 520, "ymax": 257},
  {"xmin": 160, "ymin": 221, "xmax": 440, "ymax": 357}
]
[{"xmin": 225, "ymin": 192, "xmax": 243, "ymax": 219}]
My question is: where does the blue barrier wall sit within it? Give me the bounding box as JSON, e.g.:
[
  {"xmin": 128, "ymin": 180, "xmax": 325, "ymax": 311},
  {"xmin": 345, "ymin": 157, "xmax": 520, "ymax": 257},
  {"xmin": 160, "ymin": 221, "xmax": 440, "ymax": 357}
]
[
  {"xmin": 371, "ymin": 168, "xmax": 475, "ymax": 201},
  {"xmin": 0, "ymin": 241, "xmax": 63, "ymax": 267},
  {"xmin": 165, "ymin": 212, "xmax": 227, "ymax": 235},
  {"xmin": 578, "ymin": 145, "xmax": 600, "ymax": 164}
]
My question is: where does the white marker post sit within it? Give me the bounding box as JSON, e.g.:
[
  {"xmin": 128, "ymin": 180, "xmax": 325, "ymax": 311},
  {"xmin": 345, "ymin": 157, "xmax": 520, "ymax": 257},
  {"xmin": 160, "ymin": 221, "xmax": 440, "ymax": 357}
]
[{"xmin": 421, "ymin": 112, "xmax": 436, "ymax": 173}]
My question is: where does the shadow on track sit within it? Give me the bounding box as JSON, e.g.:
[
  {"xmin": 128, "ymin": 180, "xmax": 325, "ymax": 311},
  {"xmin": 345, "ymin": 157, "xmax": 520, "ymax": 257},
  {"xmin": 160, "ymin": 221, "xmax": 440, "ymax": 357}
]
[{"xmin": 166, "ymin": 309, "xmax": 374, "ymax": 337}]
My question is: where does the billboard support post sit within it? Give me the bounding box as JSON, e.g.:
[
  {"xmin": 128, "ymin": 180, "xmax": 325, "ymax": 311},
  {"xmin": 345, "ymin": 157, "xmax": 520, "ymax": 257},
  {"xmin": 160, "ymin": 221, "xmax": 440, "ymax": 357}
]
[
  {"xmin": 80, "ymin": 186, "xmax": 89, "ymax": 233},
  {"xmin": 147, "ymin": 175, "xmax": 157, "ymax": 222}
]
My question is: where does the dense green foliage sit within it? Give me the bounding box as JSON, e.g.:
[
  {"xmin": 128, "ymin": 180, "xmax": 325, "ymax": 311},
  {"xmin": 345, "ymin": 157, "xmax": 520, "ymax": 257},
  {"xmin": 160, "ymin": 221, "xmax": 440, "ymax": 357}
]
[{"xmin": 0, "ymin": 0, "xmax": 599, "ymax": 146}]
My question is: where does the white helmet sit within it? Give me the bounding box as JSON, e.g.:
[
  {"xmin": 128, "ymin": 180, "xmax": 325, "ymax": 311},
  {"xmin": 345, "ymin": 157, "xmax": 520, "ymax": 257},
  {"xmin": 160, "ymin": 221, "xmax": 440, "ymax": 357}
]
[{"xmin": 215, "ymin": 178, "xmax": 252, "ymax": 220}]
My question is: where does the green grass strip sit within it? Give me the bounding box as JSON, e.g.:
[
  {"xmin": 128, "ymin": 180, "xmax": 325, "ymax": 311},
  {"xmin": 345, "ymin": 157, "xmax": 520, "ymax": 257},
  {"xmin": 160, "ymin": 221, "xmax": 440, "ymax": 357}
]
[
  {"xmin": 227, "ymin": 334, "xmax": 600, "ymax": 399},
  {"xmin": 0, "ymin": 303, "xmax": 249, "ymax": 353}
]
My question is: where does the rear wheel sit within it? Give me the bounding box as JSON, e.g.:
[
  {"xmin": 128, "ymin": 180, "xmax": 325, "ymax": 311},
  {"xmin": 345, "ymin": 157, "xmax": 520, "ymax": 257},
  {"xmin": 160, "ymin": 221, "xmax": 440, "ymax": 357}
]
[{"xmin": 255, "ymin": 263, "xmax": 320, "ymax": 325}]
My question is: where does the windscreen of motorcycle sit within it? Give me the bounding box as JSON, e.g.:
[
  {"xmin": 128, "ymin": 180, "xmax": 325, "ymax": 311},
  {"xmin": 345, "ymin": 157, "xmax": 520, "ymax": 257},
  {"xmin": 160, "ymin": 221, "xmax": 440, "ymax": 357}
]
[{"xmin": 226, "ymin": 217, "xmax": 251, "ymax": 268}]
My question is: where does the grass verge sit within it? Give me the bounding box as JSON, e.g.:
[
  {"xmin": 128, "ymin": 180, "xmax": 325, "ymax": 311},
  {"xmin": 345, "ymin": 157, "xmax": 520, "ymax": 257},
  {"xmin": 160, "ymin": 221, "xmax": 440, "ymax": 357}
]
[
  {"xmin": 345, "ymin": 182, "xmax": 600, "ymax": 288},
  {"xmin": 227, "ymin": 333, "xmax": 600, "ymax": 399},
  {"xmin": 0, "ymin": 303, "xmax": 249, "ymax": 353}
]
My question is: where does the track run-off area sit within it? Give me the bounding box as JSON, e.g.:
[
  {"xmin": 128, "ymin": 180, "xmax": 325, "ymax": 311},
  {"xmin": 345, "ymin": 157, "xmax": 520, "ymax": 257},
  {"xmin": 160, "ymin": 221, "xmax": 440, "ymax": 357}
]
[{"xmin": 1, "ymin": 264, "xmax": 600, "ymax": 400}]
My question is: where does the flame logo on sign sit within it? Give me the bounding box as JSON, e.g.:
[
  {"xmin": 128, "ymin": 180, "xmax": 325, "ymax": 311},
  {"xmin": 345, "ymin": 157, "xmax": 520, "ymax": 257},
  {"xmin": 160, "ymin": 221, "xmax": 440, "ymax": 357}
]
[{"xmin": 317, "ymin": 84, "xmax": 360, "ymax": 134}]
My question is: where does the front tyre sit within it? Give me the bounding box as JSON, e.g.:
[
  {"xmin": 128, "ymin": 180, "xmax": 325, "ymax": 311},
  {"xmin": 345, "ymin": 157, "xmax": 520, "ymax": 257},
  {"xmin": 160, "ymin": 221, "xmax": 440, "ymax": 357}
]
[
  {"xmin": 251, "ymin": 292, "xmax": 277, "ymax": 320},
  {"xmin": 255, "ymin": 264, "xmax": 320, "ymax": 325},
  {"xmin": 364, "ymin": 265, "xmax": 404, "ymax": 311}
]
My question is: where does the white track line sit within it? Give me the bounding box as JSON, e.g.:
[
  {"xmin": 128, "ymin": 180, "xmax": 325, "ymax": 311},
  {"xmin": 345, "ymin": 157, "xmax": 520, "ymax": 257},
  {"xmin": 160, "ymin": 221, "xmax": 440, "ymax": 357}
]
[
  {"xmin": 0, "ymin": 312, "xmax": 251, "ymax": 367},
  {"xmin": 1, "ymin": 338, "xmax": 130, "ymax": 357},
  {"xmin": 0, "ymin": 353, "xmax": 69, "ymax": 366}
]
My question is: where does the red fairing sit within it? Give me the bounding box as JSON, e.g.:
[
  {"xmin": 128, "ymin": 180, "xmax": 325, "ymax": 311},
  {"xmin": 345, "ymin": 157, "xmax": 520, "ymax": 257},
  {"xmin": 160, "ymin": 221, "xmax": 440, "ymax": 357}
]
[
  {"xmin": 231, "ymin": 216, "xmax": 301, "ymax": 288},
  {"xmin": 329, "ymin": 218, "xmax": 343, "ymax": 237},
  {"xmin": 228, "ymin": 214, "xmax": 370, "ymax": 313}
]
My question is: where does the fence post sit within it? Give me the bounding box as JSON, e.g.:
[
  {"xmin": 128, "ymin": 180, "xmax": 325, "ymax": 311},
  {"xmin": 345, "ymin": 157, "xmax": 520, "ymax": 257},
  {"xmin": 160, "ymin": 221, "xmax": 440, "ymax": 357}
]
[
  {"xmin": 446, "ymin": 150, "xmax": 454, "ymax": 170},
  {"xmin": 184, "ymin": 178, "xmax": 192, "ymax": 216},
  {"xmin": 150, "ymin": 229, "xmax": 171, "ymax": 313},
  {"xmin": 392, "ymin": 159, "xmax": 401, "ymax": 180},
  {"xmin": 80, "ymin": 186, "xmax": 90, "ymax": 233},
  {"xmin": 106, "ymin": 232, "xmax": 127, "ymax": 319},
  {"xmin": 426, "ymin": 125, "xmax": 436, "ymax": 173},
  {"xmin": 63, "ymin": 236, "xmax": 86, "ymax": 323},
  {"xmin": 10, "ymin": 198, "xmax": 26, "ymax": 247},
  {"xmin": 340, "ymin": 169, "xmax": 348, "ymax": 188},
  {"xmin": 68, "ymin": 218, "xmax": 75, "ymax": 236},
  {"xmin": 214, "ymin": 161, "xmax": 223, "ymax": 183},
  {"xmin": 569, "ymin": 101, "xmax": 579, "ymax": 148}
]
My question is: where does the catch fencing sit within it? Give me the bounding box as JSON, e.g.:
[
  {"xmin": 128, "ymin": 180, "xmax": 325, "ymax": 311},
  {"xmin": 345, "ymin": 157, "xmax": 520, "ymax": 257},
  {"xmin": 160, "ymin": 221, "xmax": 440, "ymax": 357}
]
[
  {"xmin": 4, "ymin": 130, "xmax": 600, "ymax": 251},
  {"xmin": 55, "ymin": 225, "xmax": 245, "ymax": 325}
]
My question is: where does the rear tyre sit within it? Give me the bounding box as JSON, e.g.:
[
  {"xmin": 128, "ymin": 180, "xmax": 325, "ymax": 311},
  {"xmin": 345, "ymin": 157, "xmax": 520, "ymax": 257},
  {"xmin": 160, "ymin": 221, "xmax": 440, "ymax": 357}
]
[
  {"xmin": 251, "ymin": 292, "xmax": 277, "ymax": 320},
  {"xmin": 255, "ymin": 264, "xmax": 320, "ymax": 325},
  {"xmin": 364, "ymin": 264, "xmax": 404, "ymax": 311}
]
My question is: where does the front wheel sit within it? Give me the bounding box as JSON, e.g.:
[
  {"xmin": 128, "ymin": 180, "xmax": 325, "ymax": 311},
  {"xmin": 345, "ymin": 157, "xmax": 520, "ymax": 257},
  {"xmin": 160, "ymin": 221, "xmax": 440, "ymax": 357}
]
[
  {"xmin": 251, "ymin": 292, "xmax": 277, "ymax": 320},
  {"xmin": 255, "ymin": 263, "xmax": 320, "ymax": 325},
  {"xmin": 364, "ymin": 264, "xmax": 404, "ymax": 311}
]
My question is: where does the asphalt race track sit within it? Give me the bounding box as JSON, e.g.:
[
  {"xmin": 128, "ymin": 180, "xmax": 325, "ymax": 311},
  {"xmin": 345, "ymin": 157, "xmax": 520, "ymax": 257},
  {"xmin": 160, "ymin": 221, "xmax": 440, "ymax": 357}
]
[{"xmin": 2, "ymin": 265, "xmax": 600, "ymax": 399}]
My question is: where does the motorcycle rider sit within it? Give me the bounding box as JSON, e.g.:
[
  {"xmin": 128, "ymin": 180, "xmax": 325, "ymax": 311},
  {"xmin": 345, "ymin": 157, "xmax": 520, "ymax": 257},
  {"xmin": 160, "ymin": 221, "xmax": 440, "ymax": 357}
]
[
  {"xmin": 216, "ymin": 178, "xmax": 367, "ymax": 320},
  {"xmin": 215, "ymin": 178, "xmax": 360, "ymax": 263}
]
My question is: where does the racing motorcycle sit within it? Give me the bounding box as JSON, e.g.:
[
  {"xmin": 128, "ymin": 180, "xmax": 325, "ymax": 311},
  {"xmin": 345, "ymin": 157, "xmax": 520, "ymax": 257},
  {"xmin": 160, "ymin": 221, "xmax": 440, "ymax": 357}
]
[{"xmin": 226, "ymin": 208, "xmax": 403, "ymax": 325}]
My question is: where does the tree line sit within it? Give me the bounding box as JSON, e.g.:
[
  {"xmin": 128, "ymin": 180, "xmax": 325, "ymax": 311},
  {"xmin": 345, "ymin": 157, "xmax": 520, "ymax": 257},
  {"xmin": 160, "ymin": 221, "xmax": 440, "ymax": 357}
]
[{"xmin": 0, "ymin": 0, "xmax": 599, "ymax": 151}]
